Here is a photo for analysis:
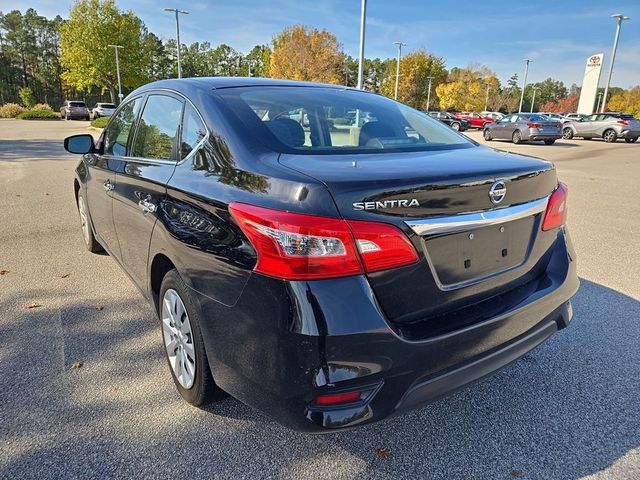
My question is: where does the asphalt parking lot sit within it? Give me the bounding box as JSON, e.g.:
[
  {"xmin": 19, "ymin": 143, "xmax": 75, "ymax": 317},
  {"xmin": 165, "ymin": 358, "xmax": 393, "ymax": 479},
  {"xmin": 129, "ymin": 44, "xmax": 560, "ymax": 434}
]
[{"xmin": 1, "ymin": 118, "xmax": 639, "ymax": 479}]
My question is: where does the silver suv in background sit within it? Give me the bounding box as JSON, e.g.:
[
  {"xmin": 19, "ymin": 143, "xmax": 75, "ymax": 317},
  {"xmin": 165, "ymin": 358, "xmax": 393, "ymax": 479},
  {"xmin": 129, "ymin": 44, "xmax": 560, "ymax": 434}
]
[
  {"xmin": 562, "ymin": 113, "xmax": 640, "ymax": 143},
  {"xmin": 91, "ymin": 102, "xmax": 116, "ymax": 120},
  {"xmin": 60, "ymin": 100, "xmax": 90, "ymax": 120},
  {"xmin": 483, "ymin": 113, "xmax": 562, "ymax": 145}
]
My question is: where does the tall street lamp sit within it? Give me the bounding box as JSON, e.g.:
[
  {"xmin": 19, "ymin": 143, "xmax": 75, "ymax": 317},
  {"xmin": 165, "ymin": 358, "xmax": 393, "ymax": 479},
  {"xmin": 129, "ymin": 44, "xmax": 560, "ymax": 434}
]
[
  {"xmin": 108, "ymin": 44, "xmax": 124, "ymax": 104},
  {"xmin": 393, "ymin": 41, "xmax": 407, "ymax": 100},
  {"xmin": 426, "ymin": 76, "xmax": 434, "ymax": 111},
  {"xmin": 164, "ymin": 8, "xmax": 189, "ymax": 78},
  {"xmin": 518, "ymin": 59, "xmax": 532, "ymax": 113},
  {"xmin": 530, "ymin": 86, "xmax": 537, "ymax": 113},
  {"xmin": 356, "ymin": 0, "xmax": 367, "ymax": 90},
  {"xmin": 601, "ymin": 13, "xmax": 630, "ymax": 113}
]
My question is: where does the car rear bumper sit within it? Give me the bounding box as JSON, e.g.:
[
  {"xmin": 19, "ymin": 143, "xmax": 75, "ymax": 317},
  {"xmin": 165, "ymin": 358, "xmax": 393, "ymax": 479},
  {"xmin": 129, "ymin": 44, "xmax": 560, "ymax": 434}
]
[
  {"xmin": 619, "ymin": 129, "xmax": 640, "ymax": 138},
  {"xmin": 527, "ymin": 131, "xmax": 563, "ymax": 141},
  {"xmin": 193, "ymin": 227, "xmax": 578, "ymax": 432}
]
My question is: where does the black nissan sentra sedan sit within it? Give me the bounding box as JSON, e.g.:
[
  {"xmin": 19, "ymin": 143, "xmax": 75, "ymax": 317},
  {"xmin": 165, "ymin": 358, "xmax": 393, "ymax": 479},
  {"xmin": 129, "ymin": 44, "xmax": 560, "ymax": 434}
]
[{"xmin": 64, "ymin": 78, "xmax": 578, "ymax": 432}]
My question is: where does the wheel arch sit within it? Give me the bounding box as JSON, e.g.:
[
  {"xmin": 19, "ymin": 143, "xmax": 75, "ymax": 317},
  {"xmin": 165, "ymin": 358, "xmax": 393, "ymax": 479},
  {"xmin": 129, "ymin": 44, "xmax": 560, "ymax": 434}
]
[{"xmin": 150, "ymin": 253, "xmax": 177, "ymax": 313}]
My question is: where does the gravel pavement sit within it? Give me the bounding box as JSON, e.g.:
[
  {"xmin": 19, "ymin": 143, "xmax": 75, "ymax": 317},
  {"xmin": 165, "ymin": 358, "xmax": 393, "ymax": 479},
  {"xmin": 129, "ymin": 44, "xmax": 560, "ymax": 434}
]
[{"xmin": 1, "ymin": 119, "xmax": 638, "ymax": 479}]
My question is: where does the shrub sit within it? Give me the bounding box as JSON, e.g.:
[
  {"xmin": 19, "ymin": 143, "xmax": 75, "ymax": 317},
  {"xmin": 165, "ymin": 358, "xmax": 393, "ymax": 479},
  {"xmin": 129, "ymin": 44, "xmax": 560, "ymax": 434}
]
[
  {"xmin": 18, "ymin": 87, "xmax": 35, "ymax": 108},
  {"xmin": 33, "ymin": 103, "xmax": 53, "ymax": 111},
  {"xmin": 0, "ymin": 103, "xmax": 25, "ymax": 118},
  {"xmin": 17, "ymin": 109, "xmax": 60, "ymax": 120},
  {"xmin": 91, "ymin": 116, "xmax": 109, "ymax": 128}
]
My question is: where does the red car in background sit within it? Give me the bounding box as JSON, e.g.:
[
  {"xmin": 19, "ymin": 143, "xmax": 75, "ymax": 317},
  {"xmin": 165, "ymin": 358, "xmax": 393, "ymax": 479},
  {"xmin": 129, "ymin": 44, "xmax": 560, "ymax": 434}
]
[{"xmin": 455, "ymin": 111, "xmax": 495, "ymax": 129}]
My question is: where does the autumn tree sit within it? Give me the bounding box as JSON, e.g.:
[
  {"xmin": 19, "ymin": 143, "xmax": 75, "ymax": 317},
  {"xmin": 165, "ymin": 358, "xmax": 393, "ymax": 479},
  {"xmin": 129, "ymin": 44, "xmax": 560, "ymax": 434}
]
[
  {"xmin": 60, "ymin": 0, "xmax": 152, "ymax": 103},
  {"xmin": 436, "ymin": 64, "xmax": 500, "ymax": 112},
  {"xmin": 608, "ymin": 86, "xmax": 640, "ymax": 117},
  {"xmin": 270, "ymin": 25, "xmax": 342, "ymax": 83},
  {"xmin": 379, "ymin": 50, "xmax": 447, "ymax": 109}
]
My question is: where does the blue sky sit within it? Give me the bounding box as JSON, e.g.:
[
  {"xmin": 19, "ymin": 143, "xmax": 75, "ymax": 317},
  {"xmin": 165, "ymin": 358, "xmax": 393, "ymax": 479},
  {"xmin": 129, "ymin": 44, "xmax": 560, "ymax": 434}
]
[{"xmin": 4, "ymin": 0, "xmax": 640, "ymax": 88}]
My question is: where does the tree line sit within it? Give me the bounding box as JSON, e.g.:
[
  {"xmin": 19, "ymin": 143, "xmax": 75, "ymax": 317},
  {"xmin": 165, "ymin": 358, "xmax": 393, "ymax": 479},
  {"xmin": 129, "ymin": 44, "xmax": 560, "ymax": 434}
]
[{"xmin": 1, "ymin": 0, "xmax": 636, "ymax": 115}]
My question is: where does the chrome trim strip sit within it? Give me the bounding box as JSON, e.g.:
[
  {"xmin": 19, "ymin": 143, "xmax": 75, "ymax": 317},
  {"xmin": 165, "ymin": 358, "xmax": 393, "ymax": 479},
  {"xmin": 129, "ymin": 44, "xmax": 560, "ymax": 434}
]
[{"xmin": 405, "ymin": 196, "xmax": 549, "ymax": 236}]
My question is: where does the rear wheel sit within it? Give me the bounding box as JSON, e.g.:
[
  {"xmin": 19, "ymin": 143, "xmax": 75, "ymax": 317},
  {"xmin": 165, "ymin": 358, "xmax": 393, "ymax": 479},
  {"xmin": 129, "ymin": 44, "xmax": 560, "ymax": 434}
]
[
  {"xmin": 483, "ymin": 129, "xmax": 492, "ymax": 141},
  {"xmin": 512, "ymin": 130, "xmax": 522, "ymax": 144},
  {"xmin": 159, "ymin": 270, "xmax": 226, "ymax": 406},
  {"xmin": 603, "ymin": 129, "xmax": 617, "ymax": 143},
  {"xmin": 625, "ymin": 137, "xmax": 638, "ymax": 143},
  {"xmin": 544, "ymin": 139, "xmax": 556, "ymax": 145},
  {"xmin": 562, "ymin": 127, "xmax": 573, "ymax": 139},
  {"xmin": 451, "ymin": 122, "xmax": 460, "ymax": 131},
  {"xmin": 77, "ymin": 193, "xmax": 103, "ymax": 253}
]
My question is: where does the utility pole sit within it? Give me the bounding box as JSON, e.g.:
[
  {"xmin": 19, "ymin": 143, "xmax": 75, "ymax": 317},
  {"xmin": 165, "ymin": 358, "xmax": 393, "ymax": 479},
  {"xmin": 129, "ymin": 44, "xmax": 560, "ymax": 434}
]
[
  {"xmin": 426, "ymin": 76, "xmax": 434, "ymax": 111},
  {"xmin": 601, "ymin": 13, "xmax": 630, "ymax": 112},
  {"xmin": 530, "ymin": 87, "xmax": 537, "ymax": 112},
  {"xmin": 393, "ymin": 41, "xmax": 407, "ymax": 100},
  {"xmin": 518, "ymin": 59, "xmax": 532, "ymax": 113},
  {"xmin": 356, "ymin": 0, "xmax": 367, "ymax": 90},
  {"xmin": 108, "ymin": 44, "xmax": 124, "ymax": 104},
  {"xmin": 164, "ymin": 8, "xmax": 189, "ymax": 78}
]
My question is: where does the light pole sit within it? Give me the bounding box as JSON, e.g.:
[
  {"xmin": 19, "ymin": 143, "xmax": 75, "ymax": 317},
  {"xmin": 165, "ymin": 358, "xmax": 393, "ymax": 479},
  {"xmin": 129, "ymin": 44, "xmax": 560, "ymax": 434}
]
[
  {"xmin": 530, "ymin": 87, "xmax": 537, "ymax": 112},
  {"xmin": 108, "ymin": 44, "xmax": 124, "ymax": 104},
  {"xmin": 356, "ymin": 0, "xmax": 367, "ymax": 90},
  {"xmin": 164, "ymin": 8, "xmax": 189, "ymax": 78},
  {"xmin": 601, "ymin": 13, "xmax": 630, "ymax": 112},
  {"xmin": 426, "ymin": 76, "xmax": 434, "ymax": 111},
  {"xmin": 393, "ymin": 41, "xmax": 407, "ymax": 100},
  {"xmin": 518, "ymin": 59, "xmax": 532, "ymax": 113},
  {"xmin": 596, "ymin": 92, "xmax": 603, "ymax": 112}
]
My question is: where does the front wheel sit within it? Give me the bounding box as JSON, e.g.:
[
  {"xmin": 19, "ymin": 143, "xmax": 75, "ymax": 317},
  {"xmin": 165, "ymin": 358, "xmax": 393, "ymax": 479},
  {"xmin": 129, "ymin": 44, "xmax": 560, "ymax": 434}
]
[
  {"xmin": 483, "ymin": 129, "xmax": 492, "ymax": 141},
  {"xmin": 77, "ymin": 193, "xmax": 103, "ymax": 253},
  {"xmin": 603, "ymin": 129, "xmax": 617, "ymax": 143},
  {"xmin": 159, "ymin": 270, "xmax": 226, "ymax": 406},
  {"xmin": 562, "ymin": 127, "xmax": 574, "ymax": 139},
  {"xmin": 451, "ymin": 122, "xmax": 460, "ymax": 131},
  {"xmin": 512, "ymin": 130, "xmax": 522, "ymax": 144},
  {"xmin": 544, "ymin": 139, "xmax": 556, "ymax": 145},
  {"xmin": 625, "ymin": 137, "xmax": 638, "ymax": 143}
]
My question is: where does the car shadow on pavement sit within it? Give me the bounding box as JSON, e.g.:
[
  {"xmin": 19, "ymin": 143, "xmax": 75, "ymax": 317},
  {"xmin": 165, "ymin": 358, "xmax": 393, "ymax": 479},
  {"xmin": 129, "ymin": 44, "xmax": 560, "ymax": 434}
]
[
  {"xmin": 1, "ymin": 279, "xmax": 638, "ymax": 479},
  {"xmin": 0, "ymin": 139, "xmax": 75, "ymax": 161}
]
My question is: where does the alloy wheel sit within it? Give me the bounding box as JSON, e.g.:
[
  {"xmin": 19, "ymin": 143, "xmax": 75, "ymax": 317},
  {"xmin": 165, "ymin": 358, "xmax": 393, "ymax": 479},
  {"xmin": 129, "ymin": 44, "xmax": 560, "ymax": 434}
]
[
  {"xmin": 603, "ymin": 130, "xmax": 617, "ymax": 143},
  {"xmin": 562, "ymin": 127, "xmax": 573, "ymax": 139},
  {"xmin": 162, "ymin": 289, "xmax": 196, "ymax": 389},
  {"xmin": 452, "ymin": 122, "xmax": 460, "ymax": 131}
]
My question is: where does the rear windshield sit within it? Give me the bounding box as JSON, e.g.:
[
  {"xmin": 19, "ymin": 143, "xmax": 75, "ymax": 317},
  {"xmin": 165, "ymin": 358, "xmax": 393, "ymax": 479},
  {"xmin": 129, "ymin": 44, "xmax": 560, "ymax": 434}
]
[
  {"xmin": 69, "ymin": 102, "xmax": 86, "ymax": 107},
  {"xmin": 216, "ymin": 87, "xmax": 472, "ymax": 155},
  {"xmin": 98, "ymin": 103, "xmax": 116, "ymax": 108},
  {"xmin": 521, "ymin": 114, "xmax": 550, "ymax": 122}
]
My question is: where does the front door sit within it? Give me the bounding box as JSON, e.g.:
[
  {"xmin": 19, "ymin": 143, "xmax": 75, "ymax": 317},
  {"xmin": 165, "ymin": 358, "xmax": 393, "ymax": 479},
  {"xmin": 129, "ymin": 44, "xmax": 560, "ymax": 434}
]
[{"xmin": 111, "ymin": 93, "xmax": 184, "ymax": 290}]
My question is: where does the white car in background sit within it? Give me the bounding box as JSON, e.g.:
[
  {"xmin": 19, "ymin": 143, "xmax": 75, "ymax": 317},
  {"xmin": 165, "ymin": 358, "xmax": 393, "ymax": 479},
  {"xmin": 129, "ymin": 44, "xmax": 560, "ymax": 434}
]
[{"xmin": 91, "ymin": 102, "xmax": 116, "ymax": 120}]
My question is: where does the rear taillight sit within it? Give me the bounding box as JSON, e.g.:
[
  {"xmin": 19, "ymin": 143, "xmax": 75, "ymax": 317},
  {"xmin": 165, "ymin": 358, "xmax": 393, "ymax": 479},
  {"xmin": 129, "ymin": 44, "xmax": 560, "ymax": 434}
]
[
  {"xmin": 315, "ymin": 391, "xmax": 363, "ymax": 405},
  {"xmin": 527, "ymin": 123, "xmax": 542, "ymax": 128},
  {"xmin": 617, "ymin": 120, "xmax": 629, "ymax": 125},
  {"xmin": 228, "ymin": 202, "xmax": 418, "ymax": 280},
  {"xmin": 542, "ymin": 182, "xmax": 568, "ymax": 231}
]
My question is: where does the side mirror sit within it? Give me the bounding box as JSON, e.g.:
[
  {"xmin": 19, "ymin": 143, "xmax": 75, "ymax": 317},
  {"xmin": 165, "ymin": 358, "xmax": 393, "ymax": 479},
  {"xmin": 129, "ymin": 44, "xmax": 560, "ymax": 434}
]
[{"xmin": 64, "ymin": 134, "xmax": 95, "ymax": 154}]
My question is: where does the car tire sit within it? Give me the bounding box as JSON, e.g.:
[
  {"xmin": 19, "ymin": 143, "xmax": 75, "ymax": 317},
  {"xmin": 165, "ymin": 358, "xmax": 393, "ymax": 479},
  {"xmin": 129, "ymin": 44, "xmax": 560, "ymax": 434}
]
[
  {"xmin": 77, "ymin": 193, "xmax": 104, "ymax": 253},
  {"xmin": 512, "ymin": 130, "xmax": 522, "ymax": 144},
  {"xmin": 544, "ymin": 139, "xmax": 556, "ymax": 145},
  {"xmin": 483, "ymin": 129, "xmax": 492, "ymax": 141},
  {"xmin": 625, "ymin": 137, "xmax": 638, "ymax": 143},
  {"xmin": 159, "ymin": 269, "xmax": 226, "ymax": 406},
  {"xmin": 562, "ymin": 127, "xmax": 573, "ymax": 139},
  {"xmin": 603, "ymin": 129, "xmax": 617, "ymax": 143},
  {"xmin": 451, "ymin": 122, "xmax": 460, "ymax": 131}
]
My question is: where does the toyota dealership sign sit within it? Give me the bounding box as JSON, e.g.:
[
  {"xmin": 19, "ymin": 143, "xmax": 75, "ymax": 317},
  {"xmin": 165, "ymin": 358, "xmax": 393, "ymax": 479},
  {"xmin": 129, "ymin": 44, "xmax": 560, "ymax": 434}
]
[{"xmin": 577, "ymin": 53, "xmax": 604, "ymax": 114}]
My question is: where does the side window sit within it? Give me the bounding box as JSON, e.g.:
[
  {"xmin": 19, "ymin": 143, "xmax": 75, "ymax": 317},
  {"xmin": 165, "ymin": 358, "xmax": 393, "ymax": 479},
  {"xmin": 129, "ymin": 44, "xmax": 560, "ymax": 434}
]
[
  {"xmin": 103, "ymin": 97, "xmax": 143, "ymax": 157},
  {"xmin": 132, "ymin": 94, "xmax": 184, "ymax": 161},
  {"xmin": 180, "ymin": 103, "xmax": 207, "ymax": 159}
]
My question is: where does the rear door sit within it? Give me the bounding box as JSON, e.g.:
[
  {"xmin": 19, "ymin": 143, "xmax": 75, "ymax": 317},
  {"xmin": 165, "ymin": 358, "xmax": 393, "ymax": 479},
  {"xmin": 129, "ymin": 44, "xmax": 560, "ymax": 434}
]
[
  {"xmin": 111, "ymin": 92, "xmax": 184, "ymax": 290},
  {"xmin": 86, "ymin": 96, "xmax": 144, "ymax": 258}
]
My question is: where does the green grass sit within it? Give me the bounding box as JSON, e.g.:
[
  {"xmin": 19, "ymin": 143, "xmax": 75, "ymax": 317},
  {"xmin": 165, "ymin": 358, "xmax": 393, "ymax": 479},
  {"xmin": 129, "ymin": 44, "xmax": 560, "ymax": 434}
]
[
  {"xmin": 17, "ymin": 109, "xmax": 60, "ymax": 120},
  {"xmin": 91, "ymin": 116, "xmax": 109, "ymax": 128}
]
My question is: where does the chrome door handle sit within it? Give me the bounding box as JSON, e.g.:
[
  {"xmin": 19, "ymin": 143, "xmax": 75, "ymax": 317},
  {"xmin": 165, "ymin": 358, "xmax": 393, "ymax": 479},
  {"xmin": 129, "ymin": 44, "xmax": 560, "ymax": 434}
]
[
  {"xmin": 103, "ymin": 180, "xmax": 114, "ymax": 191},
  {"xmin": 138, "ymin": 195, "xmax": 157, "ymax": 215}
]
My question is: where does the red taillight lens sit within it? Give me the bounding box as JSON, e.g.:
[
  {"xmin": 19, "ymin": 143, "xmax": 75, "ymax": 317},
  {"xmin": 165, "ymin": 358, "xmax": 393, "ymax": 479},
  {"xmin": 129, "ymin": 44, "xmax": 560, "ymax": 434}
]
[
  {"xmin": 228, "ymin": 202, "xmax": 418, "ymax": 280},
  {"xmin": 315, "ymin": 391, "xmax": 362, "ymax": 405},
  {"xmin": 617, "ymin": 120, "xmax": 629, "ymax": 125},
  {"xmin": 542, "ymin": 182, "xmax": 568, "ymax": 231},
  {"xmin": 527, "ymin": 123, "xmax": 542, "ymax": 128},
  {"xmin": 347, "ymin": 219, "xmax": 419, "ymax": 273}
]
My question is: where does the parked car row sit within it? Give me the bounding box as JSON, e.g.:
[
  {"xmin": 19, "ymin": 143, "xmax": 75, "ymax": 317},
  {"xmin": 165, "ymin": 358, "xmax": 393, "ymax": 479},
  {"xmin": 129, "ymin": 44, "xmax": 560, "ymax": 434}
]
[
  {"xmin": 59, "ymin": 100, "xmax": 117, "ymax": 121},
  {"xmin": 483, "ymin": 114, "xmax": 563, "ymax": 145}
]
